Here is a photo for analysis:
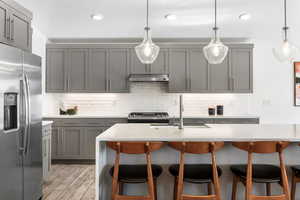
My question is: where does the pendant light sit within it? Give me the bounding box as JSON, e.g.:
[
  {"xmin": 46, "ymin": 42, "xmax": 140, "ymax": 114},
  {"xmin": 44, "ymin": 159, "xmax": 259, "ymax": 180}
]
[
  {"xmin": 273, "ymin": 0, "xmax": 299, "ymax": 63},
  {"xmin": 203, "ymin": 0, "xmax": 228, "ymax": 65},
  {"xmin": 135, "ymin": 0, "xmax": 160, "ymax": 64}
]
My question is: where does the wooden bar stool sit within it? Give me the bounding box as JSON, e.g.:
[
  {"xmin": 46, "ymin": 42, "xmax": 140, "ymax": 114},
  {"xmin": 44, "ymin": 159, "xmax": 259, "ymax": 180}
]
[
  {"xmin": 231, "ymin": 141, "xmax": 290, "ymax": 200},
  {"xmin": 168, "ymin": 142, "xmax": 225, "ymax": 200},
  {"xmin": 107, "ymin": 142, "xmax": 164, "ymax": 200},
  {"xmin": 291, "ymin": 165, "xmax": 300, "ymax": 200}
]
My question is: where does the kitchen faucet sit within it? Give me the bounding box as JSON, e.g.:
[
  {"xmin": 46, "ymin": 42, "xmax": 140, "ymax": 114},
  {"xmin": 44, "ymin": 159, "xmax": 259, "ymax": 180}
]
[{"xmin": 179, "ymin": 94, "xmax": 184, "ymax": 129}]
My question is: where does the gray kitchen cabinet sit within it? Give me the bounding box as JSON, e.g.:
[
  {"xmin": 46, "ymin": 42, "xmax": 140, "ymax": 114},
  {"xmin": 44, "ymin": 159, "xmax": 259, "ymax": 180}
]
[
  {"xmin": 44, "ymin": 117, "xmax": 127, "ymax": 161},
  {"xmin": 131, "ymin": 49, "xmax": 148, "ymax": 74},
  {"xmin": 0, "ymin": 0, "xmax": 32, "ymax": 51},
  {"xmin": 231, "ymin": 48, "xmax": 253, "ymax": 93},
  {"xmin": 10, "ymin": 11, "xmax": 31, "ymax": 51},
  {"xmin": 51, "ymin": 128, "xmax": 59, "ymax": 159},
  {"xmin": 57, "ymin": 127, "xmax": 82, "ymax": 158},
  {"xmin": 168, "ymin": 49, "xmax": 189, "ymax": 92},
  {"xmin": 108, "ymin": 48, "xmax": 130, "ymax": 92},
  {"xmin": 81, "ymin": 127, "xmax": 106, "ymax": 158},
  {"xmin": 87, "ymin": 49, "xmax": 107, "ymax": 92},
  {"xmin": 209, "ymin": 55, "xmax": 231, "ymax": 92},
  {"xmin": 46, "ymin": 43, "xmax": 253, "ymax": 94},
  {"xmin": 189, "ymin": 49, "xmax": 209, "ymax": 92},
  {"xmin": 46, "ymin": 49, "xmax": 67, "ymax": 92},
  {"xmin": 67, "ymin": 49, "xmax": 89, "ymax": 92},
  {"xmin": 150, "ymin": 48, "xmax": 168, "ymax": 74},
  {"xmin": 42, "ymin": 124, "xmax": 52, "ymax": 182},
  {"xmin": 0, "ymin": 1, "xmax": 9, "ymax": 44}
]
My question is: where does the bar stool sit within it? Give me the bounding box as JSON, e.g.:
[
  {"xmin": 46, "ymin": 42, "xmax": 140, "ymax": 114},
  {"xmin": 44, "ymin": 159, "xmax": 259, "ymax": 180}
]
[
  {"xmin": 107, "ymin": 142, "xmax": 164, "ymax": 200},
  {"xmin": 231, "ymin": 141, "xmax": 290, "ymax": 200},
  {"xmin": 168, "ymin": 142, "xmax": 224, "ymax": 200},
  {"xmin": 291, "ymin": 165, "xmax": 300, "ymax": 200}
]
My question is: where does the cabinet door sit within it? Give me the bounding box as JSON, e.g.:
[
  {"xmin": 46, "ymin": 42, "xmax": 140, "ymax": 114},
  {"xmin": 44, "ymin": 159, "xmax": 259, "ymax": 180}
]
[
  {"xmin": 209, "ymin": 55, "xmax": 231, "ymax": 92},
  {"xmin": 46, "ymin": 49, "xmax": 67, "ymax": 92},
  {"xmin": 231, "ymin": 48, "xmax": 253, "ymax": 93},
  {"xmin": 67, "ymin": 49, "xmax": 88, "ymax": 92},
  {"xmin": 0, "ymin": 2, "xmax": 9, "ymax": 44},
  {"xmin": 150, "ymin": 49, "xmax": 168, "ymax": 74},
  {"xmin": 87, "ymin": 49, "xmax": 107, "ymax": 92},
  {"xmin": 108, "ymin": 49, "xmax": 130, "ymax": 92},
  {"xmin": 51, "ymin": 128, "xmax": 59, "ymax": 159},
  {"xmin": 168, "ymin": 49, "xmax": 188, "ymax": 92},
  {"xmin": 58, "ymin": 128, "xmax": 82, "ymax": 157},
  {"xmin": 131, "ymin": 49, "xmax": 148, "ymax": 74},
  {"xmin": 10, "ymin": 12, "xmax": 31, "ymax": 51},
  {"xmin": 189, "ymin": 49, "xmax": 209, "ymax": 92},
  {"xmin": 81, "ymin": 127, "xmax": 105, "ymax": 158}
]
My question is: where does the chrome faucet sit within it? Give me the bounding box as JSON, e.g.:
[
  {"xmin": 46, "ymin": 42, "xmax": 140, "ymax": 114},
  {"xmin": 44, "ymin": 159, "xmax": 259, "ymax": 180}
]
[{"xmin": 179, "ymin": 95, "xmax": 184, "ymax": 129}]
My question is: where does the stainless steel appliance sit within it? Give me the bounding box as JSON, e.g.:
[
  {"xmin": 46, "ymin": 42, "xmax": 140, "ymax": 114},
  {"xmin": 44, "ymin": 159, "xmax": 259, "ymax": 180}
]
[
  {"xmin": 128, "ymin": 74, "xmax": 169, "ymax": 82},
  {"xmin": 0, "ymin": 44, "xmax": 42, "ymax": 200},
  {"xmin": 128, "ymin": 112, "xmax": 170, "ymax": 123}
]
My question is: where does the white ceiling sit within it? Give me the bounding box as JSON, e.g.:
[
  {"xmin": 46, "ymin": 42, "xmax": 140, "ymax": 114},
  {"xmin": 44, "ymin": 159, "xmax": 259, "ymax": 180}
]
[{"xmin": 14, "ymin": 0, "xmax": 300, "ymax": 40}]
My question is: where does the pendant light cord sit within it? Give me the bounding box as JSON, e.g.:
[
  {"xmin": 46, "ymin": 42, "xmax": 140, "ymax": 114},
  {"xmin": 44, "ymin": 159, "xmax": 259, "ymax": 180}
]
[
  {"xmin": 283, "ymin": 0, "xmax": 288, "ymax": 41},
  {"xmin": 145, "ymin": 0, "xmax": 150, "ymax": 38},
  {"xmin": 213, "ymin": 0, "xmax": 218, "ymax": 40}
]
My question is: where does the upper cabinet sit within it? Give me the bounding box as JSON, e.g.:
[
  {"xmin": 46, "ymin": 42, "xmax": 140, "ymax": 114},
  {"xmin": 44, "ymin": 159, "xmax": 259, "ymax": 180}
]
[
  {"xmin": 168, "ymin": 48, "xmax": 189, "ymax": 93},
  {"xmin": 46, "ymin": 49, "xmax": 67, "ymax": 92},
  {"xmin": 209, "ymin": 55, "xmax": 231, "ymax": 92},
  {"xmin": 189, "ymin": 49, "xmax": 209, "ymax": 93},
  {"xmin": 231, "ymin": 48, "xmax": 253, "ymax": 93},
  {"xmin": 87, "ymin": 49, "xmax": 107, "ymax": 92},
  {"xmin": 46, "ymin": 43, "xmax": 253, "ymax": 94},
  {"xmin": 0, "ymin": 0, "xmax": 32, "ymax": 52},
  {"xmin": 108, "ymin": 48, "xmax": 130, "ymax": 93},
  {"xmin": 67, "ymin": 49, "xmax": 89, "ymax": 92}
]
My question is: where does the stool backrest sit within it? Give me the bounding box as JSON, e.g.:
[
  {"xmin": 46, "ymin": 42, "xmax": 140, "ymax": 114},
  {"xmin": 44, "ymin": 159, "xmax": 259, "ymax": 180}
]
[
  {"xmin": 232, "ymin": 141, "xmax": 290, "ymax": 200},
  {"xmin": 107, "ymin": 141, "xmax": 164, "ymax": 200},
  {"xmin": 168, "ymin": 142, "xmax": 224, "ymax": 154},
  {"xmin": 169, "ymin": 142, "xmax": 224, "ymax": 200},
  {"xmin": 107, "ymin": 142, "xmax": 164, "ymax": 154},
  {"xmin": 232, "ymin": 141, "xmax": 289, "ymax": 153}
]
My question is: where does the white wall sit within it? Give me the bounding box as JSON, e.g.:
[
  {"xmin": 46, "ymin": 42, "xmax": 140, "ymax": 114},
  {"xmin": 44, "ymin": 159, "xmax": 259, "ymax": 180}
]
[{"xmin": 31, "ymin": 26, "xmax": 48, "ymax": 94}]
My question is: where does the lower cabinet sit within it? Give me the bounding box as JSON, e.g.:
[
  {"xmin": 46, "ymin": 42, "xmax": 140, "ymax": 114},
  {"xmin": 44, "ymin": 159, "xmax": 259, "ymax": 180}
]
[
  {"xmin": 51, "ymin": 126, "xmax": 107, "ymax": 160},
  {"xmin": 42, "ymin": 124, "xmax": 52, "ymax": 182}
]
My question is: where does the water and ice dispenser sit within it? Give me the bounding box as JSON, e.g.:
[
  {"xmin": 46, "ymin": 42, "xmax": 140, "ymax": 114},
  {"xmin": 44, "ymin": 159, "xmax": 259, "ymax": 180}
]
[{"xmin": 4, "ymin": 93, "xmax": 18, "ymax": 131}]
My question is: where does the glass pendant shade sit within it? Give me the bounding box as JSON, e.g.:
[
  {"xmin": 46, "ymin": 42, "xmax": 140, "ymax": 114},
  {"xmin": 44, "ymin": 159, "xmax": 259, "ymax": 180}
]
[
  {"xmin": 273, "ymin": 40, "xmax": 299, "ymax": 63},
  {"xmin": 203, "ymin": 38, "xmax": 229, "ymax": 64},
  {"xmin": 135, "ymin": 29, "xmax": 160, "ymax": 64}
]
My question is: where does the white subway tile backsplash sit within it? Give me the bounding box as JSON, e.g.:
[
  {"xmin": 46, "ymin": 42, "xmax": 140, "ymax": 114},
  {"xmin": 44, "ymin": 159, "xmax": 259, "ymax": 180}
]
[{"xmin": 43, "ymin": 83, "xmax": 252, "ymax": 117}]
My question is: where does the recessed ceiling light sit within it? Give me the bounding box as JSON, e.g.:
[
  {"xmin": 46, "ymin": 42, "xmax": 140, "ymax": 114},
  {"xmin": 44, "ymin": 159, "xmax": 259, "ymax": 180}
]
[
  {"xmin": 239, "ymin": 13, "xmax": 251, "ymax": 21},
  {"xmin": 91, "ymin": 14, "xmax": 104, "ymax": 21},
  {"xmin": 165, "ymin": 14, "xmax": 177, "ymax": 20}
]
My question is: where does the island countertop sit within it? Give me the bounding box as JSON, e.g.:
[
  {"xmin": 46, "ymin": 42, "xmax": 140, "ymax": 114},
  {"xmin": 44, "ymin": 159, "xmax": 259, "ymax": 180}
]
[{"xmin": 96, "ymin": 123, "xmax": 300, "ymax": 142}]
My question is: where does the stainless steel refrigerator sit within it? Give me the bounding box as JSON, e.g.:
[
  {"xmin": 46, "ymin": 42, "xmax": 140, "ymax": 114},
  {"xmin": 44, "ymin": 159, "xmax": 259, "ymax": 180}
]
[{"xmin": 0, "ymin": 43, "xmax": 42, "ymax": 200}]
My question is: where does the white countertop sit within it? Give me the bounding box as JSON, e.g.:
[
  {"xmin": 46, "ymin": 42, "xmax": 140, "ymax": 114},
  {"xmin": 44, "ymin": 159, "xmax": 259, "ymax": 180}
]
[
  {"xmin": 96, "ymin": 123, "xmax": 300, "ymax": 142},
  {"xmin": 43, "ymin": 115, "xmax": 127, "ymax": 118},
  {"xmin": 42, "ymin": 121, "xmax": 54, "ymax": 126},
  {"xmin": 43, "ymin": 114, "xmax": 258, "ymax": 119}
]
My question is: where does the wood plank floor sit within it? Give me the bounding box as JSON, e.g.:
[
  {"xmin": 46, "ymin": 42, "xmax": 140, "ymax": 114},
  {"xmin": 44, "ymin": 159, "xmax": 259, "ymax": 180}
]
[{"xmin": 43, "ymin": 164, "xmax": 95, "ymax": 200}]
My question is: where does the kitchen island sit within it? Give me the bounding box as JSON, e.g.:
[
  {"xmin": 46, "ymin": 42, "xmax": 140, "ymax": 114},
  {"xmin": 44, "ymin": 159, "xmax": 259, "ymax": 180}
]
[{"xmin": 96, "ymin": 124, "xmax": 300, "ymax": 200}]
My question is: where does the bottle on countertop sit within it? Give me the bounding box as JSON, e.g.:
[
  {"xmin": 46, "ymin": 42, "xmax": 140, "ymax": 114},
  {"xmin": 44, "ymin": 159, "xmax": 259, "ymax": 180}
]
[
  {"xmin": 216, "ymin": 105, "xmax": 224, "ymax": 116},
  {"xmin": 208, "ymin": 106, "xmax": 216, "ymax": 116}
]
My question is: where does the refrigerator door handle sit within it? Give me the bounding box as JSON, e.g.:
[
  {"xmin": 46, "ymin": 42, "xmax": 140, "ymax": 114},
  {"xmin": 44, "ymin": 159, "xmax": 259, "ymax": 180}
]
[
  {"xmin": 24, "ymin": 74, "xmax": 31, "ymax": 154},
  {"xmin": 20, "ymin": 77, "xmax": 27, "ymax": 153}
]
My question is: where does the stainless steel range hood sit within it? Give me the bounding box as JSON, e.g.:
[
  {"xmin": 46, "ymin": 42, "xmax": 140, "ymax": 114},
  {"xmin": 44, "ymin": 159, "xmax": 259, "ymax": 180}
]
[{"xmin": 128, "ymin": 74, "xmax": 169, "ymax": 82}]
